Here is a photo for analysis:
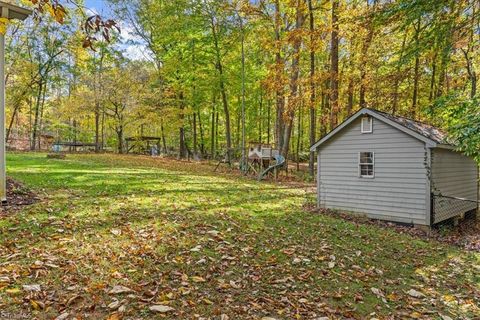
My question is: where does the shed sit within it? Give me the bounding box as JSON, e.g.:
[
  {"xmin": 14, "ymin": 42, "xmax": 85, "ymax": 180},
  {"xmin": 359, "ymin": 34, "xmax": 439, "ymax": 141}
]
[{"xmin": 310, "ymin": 108, "xmax": 479, "ymax": 226}]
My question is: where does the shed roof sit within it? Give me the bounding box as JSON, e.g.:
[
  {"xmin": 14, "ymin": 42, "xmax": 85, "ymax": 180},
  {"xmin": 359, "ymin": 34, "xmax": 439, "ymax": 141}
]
[
  {"xmin": 373, "ymin": 110, "xmax": 448, "ymax": 144},
  {"xmin": 310, "ymin": 108, "xmax": 451, "ymax": 151}
]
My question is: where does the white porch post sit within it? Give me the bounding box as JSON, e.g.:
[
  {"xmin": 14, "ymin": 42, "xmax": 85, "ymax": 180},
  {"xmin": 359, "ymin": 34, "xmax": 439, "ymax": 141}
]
[{"xmin": 0, "ymin": 2, "xmax": 31, "ymax": 202}]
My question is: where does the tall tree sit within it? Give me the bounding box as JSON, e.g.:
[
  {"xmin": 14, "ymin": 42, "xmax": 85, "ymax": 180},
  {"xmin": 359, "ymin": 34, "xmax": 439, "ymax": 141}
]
[{"xmin": 329, "ymin": 0, "xmax": 339, "ymax": 129}]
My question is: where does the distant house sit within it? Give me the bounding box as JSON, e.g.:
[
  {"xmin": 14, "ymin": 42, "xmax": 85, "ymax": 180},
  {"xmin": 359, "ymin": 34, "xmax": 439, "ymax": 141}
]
[{"xmin": 310, "ymin": 108, "xmax": 479, "ymax": 227}]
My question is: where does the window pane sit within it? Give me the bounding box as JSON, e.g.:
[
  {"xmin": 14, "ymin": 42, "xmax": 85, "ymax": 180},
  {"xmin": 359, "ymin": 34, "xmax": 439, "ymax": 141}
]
[
  {"xmin": 360, "ymin": 164, "xmax": 374, "ymax": 177},
  {"xmin": 360, "ymin": 152, "xmax": 373, "ymax": 164},
  {"xmin": 362, "ymin": 117, "xmax": 372, "ymax": 132},
  {"xmin": 360, "ymin": 165, "xmax": 367, "ymax": 176},
  {"xmin": 360, "ymin": 153, "xmax": 367, "ymax": 163},
  {"xmin": 367, "ymin": 166, "xmax": 373, "ymax": 175}
]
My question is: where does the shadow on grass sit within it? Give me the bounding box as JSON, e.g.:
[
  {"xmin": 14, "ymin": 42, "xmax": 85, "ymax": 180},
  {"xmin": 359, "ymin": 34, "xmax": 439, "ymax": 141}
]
[{"xmin": 2, "ymin": 153, "xmax": 479, "ymax": 318}]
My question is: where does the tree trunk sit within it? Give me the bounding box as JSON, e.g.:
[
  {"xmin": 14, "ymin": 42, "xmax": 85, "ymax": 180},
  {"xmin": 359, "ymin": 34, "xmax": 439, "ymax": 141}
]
[
  {"xmin": 210, "ymin": 16, "xmax": 232, "ymax": 162},
  {"xmin": 274, "ymin": 0, "xmax": 285, "ymax": 151},
  {"xmin": 31, "ymin": 80, "xmax": 44, "ymax": 151},
  {"xmin": 240, "ymin": 17, "xmax": 247, "ymax": 165},
  {"xmin": 258, "ymin": 92, "xmax": 263, "ymax": 142},
  {"xmin": 296, "ymin": 104, "xmax": 302, "ymax": 171},
  {"xmin": 6, "ymin": 101, "xmax": 22, "ymax": 144},
  {"xmin": 280, "ymin": 1, "xmax": 304, "ymax": 159},
  {"xmin": 37, "ymin": 80, "xmax": 48, "ymax": 150},
  {"xmin": 359, "ymin": 0, "xmax": 377, "ymax": 108},
  {"xmin": 463, "ymin": 4, "xmax": 477, "ymax": 99},
  {"xmin": 116, "ymin": 125, "xmax": 123, "ymax": 154},
  {"xmin": 73, "ymin": 119, "xmax": 77, "ymax": 152},
  {"xmin": 435, "ymin": 2, "xmax": 458, "ymax": 99},
  {"xmin": 392, "ymin": 30, "xmax": 408, "ymax": 114},
  {"xmin": 411, "ymin": 18, "xmax": 421, "ymax": 119},
  {"xmin": 236, "ymin": 99, "xmax": 241, "ymax": 148},
  {"xmin": 193, "ymin": 112, "xmax": 198, "ymax": 155},
  {"xmin": 210, "ymin": 96, "xmax": 216, "ymax": 158},
  {"xmin": 215, "ymin": 111, "xmax": 219, "ymax": 155},
  {"xmin": 161, "ymin": 119, "xmax": 167, "ymax": 154},
  {"xmin": 94, "ymin": 49, "xmax": 104, "ymax": 153},
  {"xmin": 267, "ymin": 98, "xmax": 271, "ymax": 145},
  {"xmin": 197, "ymin": 110, "xmax": 205, "ymax": 155},
  {"xmin": 95, "ymin": 102, "xmax": 100, "ymax": 152},
  {"xmin": 329, "ymin": 0, "xmax": 339, "ymax": 129},
  {"xmin": 101, "ymin": 109, "xmax": 105, "ymax": 151},
  {"xmin": 179, "ymin": 92, "xmax": 187, "ymax": 159},
  {"xmin": 308, "ymin": 0, "xmax": 316, "ymax": 177},
  {"xmin": 428, "ymin": 54, "xmax": 437, "ymax": 103}
]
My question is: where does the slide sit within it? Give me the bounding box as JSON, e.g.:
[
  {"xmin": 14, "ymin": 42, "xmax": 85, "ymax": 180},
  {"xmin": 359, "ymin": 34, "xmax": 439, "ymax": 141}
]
[{"xmin": 258, "ymin": 154, "xmax": 286, "ymax": 181}]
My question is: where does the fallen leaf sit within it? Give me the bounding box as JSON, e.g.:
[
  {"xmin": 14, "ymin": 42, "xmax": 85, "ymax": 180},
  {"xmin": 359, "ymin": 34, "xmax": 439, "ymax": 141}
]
[
  {"xmin": 371, "ymin": 287, "xmax": 384, "ymax": 297},
  {"xmin": 55, "ymin": 313, "xmax": 69, "ymax": 320},
  {"xmin": 191, "ymin": 276, "xmax": 206, "ymax": 283},
  {"xmin": 149, "ymin": 305, "xmax": 175, "ymax": 313},
  {"xmin": 110, "ymin": 229, "xmax": 122, "ymax": 235},
  {"xmin": 190, "ymin": 245, "xmax": 202, "ymax": 252},
  {"xmin": 106, "ymin": 313, "xmax": 121, "ymax": 320},
  {"xmin": 109, "ymin": 285, "xmax": 135, "ymax": 294},
  {"xmin": 30, "ymin": 299, "xmax": 44, "ymax": 310},
  {"xmin": 23, "ymin": 284, "xmax": 41, "ymax": 292},
  {"xmin": 5, "ymin": 288, "xmax": 21, "ymax": 295},
  {"xmin": 108, "ymin": 299, "xmax": 121, "ymax": 310},
  {"xmin": 407, "ymin": 289, "xmax": 425, "ymax": 298}
]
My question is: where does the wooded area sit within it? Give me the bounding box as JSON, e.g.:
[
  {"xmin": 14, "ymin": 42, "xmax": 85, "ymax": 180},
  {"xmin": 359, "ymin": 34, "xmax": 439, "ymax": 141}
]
[{"xmin": 5, "ymin": 0, "xmax": 480, "ymax": 169}]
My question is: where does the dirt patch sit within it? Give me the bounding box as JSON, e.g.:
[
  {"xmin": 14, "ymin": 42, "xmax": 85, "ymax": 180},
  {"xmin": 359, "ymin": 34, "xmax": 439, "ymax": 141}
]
[
  {"xmin": 0, "ymin": 177, "xmax": 38, "ymax": 216},
  {"xmin": 305, "ymin": 204, "xmax": 480, "ymax": 252}
]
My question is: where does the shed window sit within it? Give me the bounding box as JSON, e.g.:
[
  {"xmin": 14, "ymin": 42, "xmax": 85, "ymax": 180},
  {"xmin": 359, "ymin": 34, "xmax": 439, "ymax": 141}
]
[
  {"xmin": 361, "ymin": 116, "xmax": 373, "ymax": 133},
  {"xmin": 359, "ymin": 152, "xmax": 374, "ymax": 178}
]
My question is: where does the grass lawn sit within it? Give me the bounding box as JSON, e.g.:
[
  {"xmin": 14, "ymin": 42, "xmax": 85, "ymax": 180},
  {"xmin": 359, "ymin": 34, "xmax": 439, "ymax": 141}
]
[{"xmin": 0, "ymin": 153, "xmax": 479, "ymax": 319}]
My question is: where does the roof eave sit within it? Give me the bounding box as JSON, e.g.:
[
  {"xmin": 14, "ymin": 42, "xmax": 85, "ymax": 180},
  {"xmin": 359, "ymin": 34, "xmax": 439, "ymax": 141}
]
[
  {"xmin": 309, "ymin": 108, "xmax": 371, "ymax": 151},
  {"xmin": 310, "ymin": 108, "xmax": 438, "ymax": 151},
  {"xmin": 435, "ymin": 143, "xmax": 456, "ymax": 150}
]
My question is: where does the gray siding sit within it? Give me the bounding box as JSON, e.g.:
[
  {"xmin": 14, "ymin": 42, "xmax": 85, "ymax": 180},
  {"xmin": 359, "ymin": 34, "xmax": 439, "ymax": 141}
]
[
  {"xmin": 431, "ymin": 148, "xmax": 478, "ymax": 223},
  {"xmin": 317, "ymin": 117, "xmax": 428, "ymax": 225}
]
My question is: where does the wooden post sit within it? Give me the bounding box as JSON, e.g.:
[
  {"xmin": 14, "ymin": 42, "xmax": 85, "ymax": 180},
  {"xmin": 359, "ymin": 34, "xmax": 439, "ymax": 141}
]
[{"xmin": 0, "ymin": 3, "xmax": 31, "ymax": 202}]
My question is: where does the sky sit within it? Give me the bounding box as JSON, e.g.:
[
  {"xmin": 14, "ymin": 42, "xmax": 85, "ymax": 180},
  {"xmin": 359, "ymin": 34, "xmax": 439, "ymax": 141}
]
[
  {"xmin": 84, "ymin": 0, "xmax": 111, "ymax": 16},
  {"xmin": 84, "ymin": 0, "xmax": 148, "ymax": 61}
]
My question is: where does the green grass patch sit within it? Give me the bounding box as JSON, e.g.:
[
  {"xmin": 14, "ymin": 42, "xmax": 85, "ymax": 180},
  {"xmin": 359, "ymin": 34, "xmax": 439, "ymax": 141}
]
[{"xmin": 0, "ymin": 152, "xmax": 478, "ymax": 319}]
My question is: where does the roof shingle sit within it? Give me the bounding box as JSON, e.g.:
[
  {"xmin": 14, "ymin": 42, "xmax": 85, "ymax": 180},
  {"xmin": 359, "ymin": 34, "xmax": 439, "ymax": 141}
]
[{"xmin": 371, "ymin": 109, "xmax": 450, "ymax": 145}]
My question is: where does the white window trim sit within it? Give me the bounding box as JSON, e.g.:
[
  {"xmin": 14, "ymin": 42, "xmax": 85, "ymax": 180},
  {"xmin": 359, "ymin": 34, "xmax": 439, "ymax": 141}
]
[
  {"xmin": 361, "ymin": 116, "xmax": 373, "ymax": 133},
  {"xmin": 358, "ymin": 152, "xmax": 375, "ymax": 178}
]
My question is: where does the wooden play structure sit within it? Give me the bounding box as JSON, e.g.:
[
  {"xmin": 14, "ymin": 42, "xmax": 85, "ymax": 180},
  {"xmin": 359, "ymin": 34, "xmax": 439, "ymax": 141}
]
[
  {"xmin": 246, "ymin": 143, "xmax": 285, "ymax": 180},
  {"xmin": 214, "ymin": 143, "xmax": 285, "ymax": 181}
]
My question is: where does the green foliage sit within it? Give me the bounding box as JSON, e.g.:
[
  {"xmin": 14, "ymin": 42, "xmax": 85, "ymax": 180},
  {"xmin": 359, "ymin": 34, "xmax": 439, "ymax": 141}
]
[
  {"xmin": 4, "ymin": 0, "xmax": 480, "ymax": 162},
  {"xmin": 436, "ymin": 95, "xmax": 480, "ymax": 162}
]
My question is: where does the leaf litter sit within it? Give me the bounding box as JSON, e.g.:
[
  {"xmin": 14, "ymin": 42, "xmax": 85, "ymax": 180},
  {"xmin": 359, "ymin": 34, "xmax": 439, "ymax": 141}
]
[{"xmin": 0, "ymin": 153, "xmax": 478, "ymax": 319}]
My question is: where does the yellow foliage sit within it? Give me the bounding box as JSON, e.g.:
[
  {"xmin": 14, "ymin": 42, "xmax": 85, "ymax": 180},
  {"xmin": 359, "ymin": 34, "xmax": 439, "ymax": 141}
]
[{"xmin": 0, "ymin": 17, "xmax": 9, "ymax": 35}]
